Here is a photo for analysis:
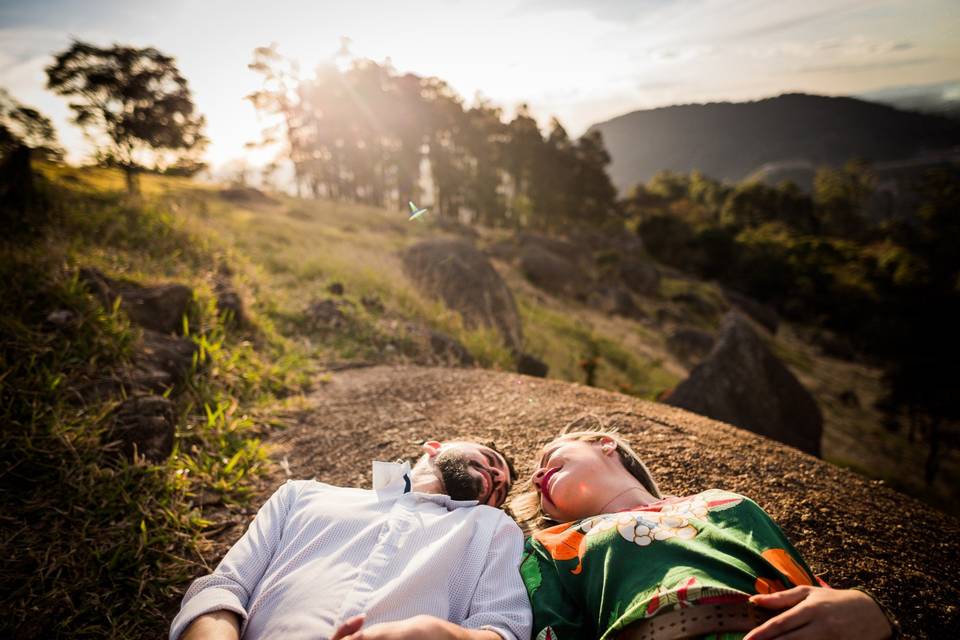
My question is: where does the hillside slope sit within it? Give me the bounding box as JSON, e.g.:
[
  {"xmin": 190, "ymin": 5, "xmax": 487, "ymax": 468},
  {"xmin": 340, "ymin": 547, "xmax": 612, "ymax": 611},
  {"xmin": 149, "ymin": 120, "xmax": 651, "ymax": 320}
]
[
  {"xmin": 13, "ymin": 164, "xmax": 958, "ymax": 636},
  {"xmin": 33, "ymin": 164, "xmax": 959, "ymax": 514},
  {"xmin": 587, "ymin": 93, "xmax": 960, "ymax": 192}
]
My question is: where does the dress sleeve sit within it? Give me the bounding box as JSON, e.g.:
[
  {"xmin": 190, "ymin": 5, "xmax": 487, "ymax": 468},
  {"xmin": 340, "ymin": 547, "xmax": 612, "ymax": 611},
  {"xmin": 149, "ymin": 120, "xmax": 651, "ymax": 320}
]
[
  {"xmin": 168, "ymin": 480, "xmax": 303, "ymax": 640},
  {"xmin": 460, "ymin": 513, "xmax": 533, "ymax": 640},
  {"xmin": 521, "ymin": 536, "xmax": 585, "ymax": 640}
]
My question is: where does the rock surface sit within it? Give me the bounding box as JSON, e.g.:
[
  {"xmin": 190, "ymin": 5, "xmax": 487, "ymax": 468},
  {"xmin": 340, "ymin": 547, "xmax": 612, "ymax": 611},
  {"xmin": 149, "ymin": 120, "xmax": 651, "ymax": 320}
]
[
  {"xmin": 105, "ymin": 394, "xmax": 176, "ymax": 461},
  {"xmin": 516, "ymin": 353, "xmax": 549, "ymax": 377},
  {"xmin": 519, "ymin": 243, "xmax": 584, "ymax": 299},
  {"xmin": 256, "ymin": 365, "xmax": 959, "ymax": 639},
  {"xmin": 724, "ymin": 289, "xmax": 780, "ymax": 334},
  {"xmin": 587, "ymin": 285, "xmax": 646, "ymax": 320},
  {"xmin": 618, "ymin": 257, "xmax": 660, "ymax": 296},
  {"xmin": 666, "ymin": 327, "xmax": 715, "ymax": 363},
  {"xmin": 401, "ymin": 239, "xmax": 523, "ymax": 353},
  {"xmin": 131, "ymin": 330, "xmax": 197, "ymax": 391},
  {"xmin": 665, "ymin": 313, "xmax": 823, "ymax": 457},
  {"xmin": 79, "ymin": 268, "xmax": 193, "ymax": 335}
]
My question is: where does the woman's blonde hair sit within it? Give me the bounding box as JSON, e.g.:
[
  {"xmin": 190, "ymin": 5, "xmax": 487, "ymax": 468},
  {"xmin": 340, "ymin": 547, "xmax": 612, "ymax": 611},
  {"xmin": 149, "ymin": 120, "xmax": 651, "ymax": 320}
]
[{"xmin": 510, "ymin": 415, "xmax": 662, "ymax": 531}]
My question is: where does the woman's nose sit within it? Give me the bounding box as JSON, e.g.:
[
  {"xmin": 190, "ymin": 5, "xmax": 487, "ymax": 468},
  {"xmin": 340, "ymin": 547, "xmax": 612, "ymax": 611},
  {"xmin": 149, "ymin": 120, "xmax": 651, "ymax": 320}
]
[{"xmin": 531, "ymin": 467, "xmax": 546, "ymax": 488}]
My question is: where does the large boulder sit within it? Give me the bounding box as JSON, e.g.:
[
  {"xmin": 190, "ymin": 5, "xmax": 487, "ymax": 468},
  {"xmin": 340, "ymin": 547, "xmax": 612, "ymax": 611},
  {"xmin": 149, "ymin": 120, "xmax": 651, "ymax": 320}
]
[
  {"xmin": 666, "ymin": 327, "xmax": 715, "ymax": 363},
  {"xmin": 587, "ymin": 285, "xmax": 645, "ymax": 321},
  {"xmin": 665, "ymin": 312, "xmax": 823, "ymax": 457},
  {"xmin": 516, "ymin": 353, "xmax": 549, "ymax": 377},
  {"xmin": 519, "ymin": 243, "xmax": 584, "ymax": 299},
  {"xmin": 724, "ymin": 289, "xmax": 780, "ymax": 334},
  {"xmin": 619, "ymin": 257, "xmax": 660, "ymax": 296},
  {"xmin": 79, "ymin": 268, "xmax": 193, "ymax": 335},
  {"xmin": 401, "ymin": 239, "xmax": 523, "ymax": 353}
]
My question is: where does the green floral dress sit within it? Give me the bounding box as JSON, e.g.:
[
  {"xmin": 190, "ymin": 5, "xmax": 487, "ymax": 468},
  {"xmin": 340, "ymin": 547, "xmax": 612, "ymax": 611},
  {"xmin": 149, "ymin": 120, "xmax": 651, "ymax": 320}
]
[{"xmin": 521, "ymin": 490, "xmax": 822, "ymax": 640}]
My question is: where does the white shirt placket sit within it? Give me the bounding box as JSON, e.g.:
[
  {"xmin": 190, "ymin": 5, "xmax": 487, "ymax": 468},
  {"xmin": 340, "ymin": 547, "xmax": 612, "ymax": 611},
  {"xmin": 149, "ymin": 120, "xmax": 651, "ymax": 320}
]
[{"xmin": 335, "ymin": 493, "xmax": 416, "ymax": 621}]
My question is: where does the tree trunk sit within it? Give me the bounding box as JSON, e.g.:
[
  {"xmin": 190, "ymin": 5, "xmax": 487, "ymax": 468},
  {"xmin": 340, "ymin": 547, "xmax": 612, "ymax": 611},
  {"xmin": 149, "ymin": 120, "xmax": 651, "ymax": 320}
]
[
  {"xmin": 124, "ymin": 166, "xmax": 140, "ymax": 195},
  {"xmin": 924, "ymin": 416, "xmax": 941, "ymax": 485}
]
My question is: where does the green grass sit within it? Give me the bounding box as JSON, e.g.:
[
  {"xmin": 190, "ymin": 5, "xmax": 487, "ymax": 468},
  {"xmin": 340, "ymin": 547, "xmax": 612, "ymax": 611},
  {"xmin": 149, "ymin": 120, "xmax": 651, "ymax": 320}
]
[
  {"xmin": 0, "ymin": 165, "xmax": 309, "ymax": 638},
  {"xmin": 517, "ymin": 292, "xmax": 679, "ymax": 399}
]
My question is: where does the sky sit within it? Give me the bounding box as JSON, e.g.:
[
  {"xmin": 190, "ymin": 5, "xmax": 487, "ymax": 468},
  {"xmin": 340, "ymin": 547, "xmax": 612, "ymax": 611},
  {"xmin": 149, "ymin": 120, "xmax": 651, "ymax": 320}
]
[{"xmin": 1, "ymin": 0, "xmax": 958, "ymax": 170}]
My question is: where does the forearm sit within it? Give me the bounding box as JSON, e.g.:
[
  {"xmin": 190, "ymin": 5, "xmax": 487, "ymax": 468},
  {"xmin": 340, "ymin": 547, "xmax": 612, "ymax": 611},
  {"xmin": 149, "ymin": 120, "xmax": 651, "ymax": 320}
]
[
  {"xmin": 449, "ymin": 625, "xmax": 503, "ymax": 640},
  {"xmin": 179, "ymin": 610, "xmax": 241, "ymax": 640},
  {"xmin": 410, "ymin": 616, "xmax": 504, "ymax": 640}
]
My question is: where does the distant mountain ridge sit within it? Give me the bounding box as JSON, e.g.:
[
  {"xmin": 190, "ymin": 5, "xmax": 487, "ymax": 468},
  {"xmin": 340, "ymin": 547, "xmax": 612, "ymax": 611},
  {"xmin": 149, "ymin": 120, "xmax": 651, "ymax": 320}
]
[
  {"xmin": 588, "ymin": 92, "xmax": 960, "ymax": 193},
  {"xmin": 858, "ymin": 79, "xmax": 960, "ymax": 119}
]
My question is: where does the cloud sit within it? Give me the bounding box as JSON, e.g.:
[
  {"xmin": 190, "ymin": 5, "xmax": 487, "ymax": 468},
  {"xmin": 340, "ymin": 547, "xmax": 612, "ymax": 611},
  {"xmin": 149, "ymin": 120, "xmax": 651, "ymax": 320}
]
[
  {"xmin": 648, "ymin": 45, "xmax": 714, "ymax": 62},
  {"xmin": 717, "ymin": 0, "xmax": 874, "ymax": 41},
  {"xmin": 798, "ymin": 56, "xmax": 936, "ymax": 74},
  {"xmin": 515, "ymin": 0, "xmax": 681, "ymax": 23},
  {"xmin": 635, "ymin": 79, "xmax": 684, "ymax": 91}
]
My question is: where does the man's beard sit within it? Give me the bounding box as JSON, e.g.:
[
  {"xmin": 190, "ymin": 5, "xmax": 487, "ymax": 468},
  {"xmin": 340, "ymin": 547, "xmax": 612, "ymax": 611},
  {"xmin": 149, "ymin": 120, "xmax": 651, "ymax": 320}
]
[{"xmin": 434, "ymin": 450, "xmax": 483, "ymax": 501}]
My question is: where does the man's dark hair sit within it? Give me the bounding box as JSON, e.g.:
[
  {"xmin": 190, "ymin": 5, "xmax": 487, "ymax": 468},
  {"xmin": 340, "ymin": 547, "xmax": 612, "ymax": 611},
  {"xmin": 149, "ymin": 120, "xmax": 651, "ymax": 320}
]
[{"xmin": 484, "ymin": 440, "xmax": 518, "ymax": 485}]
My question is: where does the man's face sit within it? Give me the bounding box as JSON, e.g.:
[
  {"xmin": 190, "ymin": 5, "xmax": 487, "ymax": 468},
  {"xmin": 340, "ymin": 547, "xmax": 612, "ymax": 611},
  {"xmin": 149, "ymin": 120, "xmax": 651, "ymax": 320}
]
[{"xmin": 430, "ymin": 441, "xmax": 512, "ymax": 507}]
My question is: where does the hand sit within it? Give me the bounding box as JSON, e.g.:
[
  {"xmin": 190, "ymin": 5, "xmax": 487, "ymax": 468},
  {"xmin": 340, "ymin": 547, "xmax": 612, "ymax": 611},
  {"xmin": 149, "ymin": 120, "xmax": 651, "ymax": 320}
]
[
  {"xmin": 743, "ymin": 586, "xmax": 893, "ymax": 640},
  {"xmin": 330, "ymin": 614, "xmax": 500, "ymax": 640}
]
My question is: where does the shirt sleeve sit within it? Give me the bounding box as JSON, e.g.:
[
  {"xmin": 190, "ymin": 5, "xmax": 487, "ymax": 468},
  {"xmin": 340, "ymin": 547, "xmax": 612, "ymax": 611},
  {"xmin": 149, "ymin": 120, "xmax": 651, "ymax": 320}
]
[
  {"xmin": 461, "ymin": 513, "xmax": 533, "ymax": 640},
  {"xmin": 168, "ymin": 480, "xmax": 303, "ymax": 640},
  {"xmin": 521, "ymin": 536, "xmax": 585, "ymax": 640}
]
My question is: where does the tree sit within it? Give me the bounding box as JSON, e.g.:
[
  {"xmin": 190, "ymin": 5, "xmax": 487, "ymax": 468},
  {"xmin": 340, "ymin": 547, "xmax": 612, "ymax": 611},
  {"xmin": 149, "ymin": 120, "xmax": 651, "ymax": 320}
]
[
  {"xmin": 0, "ymin": 89, "xmax": 64, "ymax": 161},
  {"xmin": 571, "ymin": 129, "xmax": 617, "ymax": 227},
  {"xmin": 813, "ymin": 160, "xmax": 875, "ymax": 238},
  {"xmin": 1, "ymin": 90, "xmax": 64, "ymax": 162},
  {"xmin": 46, "ymin": 40, "xmax": 207, "ymax": 194}
]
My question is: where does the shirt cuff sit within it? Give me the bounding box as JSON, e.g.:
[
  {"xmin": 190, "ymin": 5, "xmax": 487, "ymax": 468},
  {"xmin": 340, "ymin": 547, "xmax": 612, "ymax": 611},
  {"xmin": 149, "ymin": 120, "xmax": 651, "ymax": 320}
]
[
  {"xmin": 850, "ymin": 587, "xmax": 901, "ymax": 640},
  {"xmin": 478, "ymin": 624, "xmax": 516, "ymax": 640},
  {"xmin": 168, "ymin": 587, "xmax": 248, "ymax": 640}
]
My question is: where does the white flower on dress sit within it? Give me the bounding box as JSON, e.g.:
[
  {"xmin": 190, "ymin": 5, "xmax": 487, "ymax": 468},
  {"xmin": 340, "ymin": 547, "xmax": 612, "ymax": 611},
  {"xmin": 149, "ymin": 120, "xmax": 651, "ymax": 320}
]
[
  {"xmin": 617, "ymin": 517, "xmax": 654, "ymax": 546},
  {"xmin": 661, "ymin": 496, "xmax": 709, "ymax": 520}
]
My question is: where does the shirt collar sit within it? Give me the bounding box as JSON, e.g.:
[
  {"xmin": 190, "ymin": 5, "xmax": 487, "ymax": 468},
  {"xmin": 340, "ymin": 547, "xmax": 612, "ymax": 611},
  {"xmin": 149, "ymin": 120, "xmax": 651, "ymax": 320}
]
[
  {"xmin": 370, "ymin": 460, "xmax": 480, "ymax": 510},
  {"xmin": 372, "ymin": 460, "xmax": 412, "ymax": 494}
]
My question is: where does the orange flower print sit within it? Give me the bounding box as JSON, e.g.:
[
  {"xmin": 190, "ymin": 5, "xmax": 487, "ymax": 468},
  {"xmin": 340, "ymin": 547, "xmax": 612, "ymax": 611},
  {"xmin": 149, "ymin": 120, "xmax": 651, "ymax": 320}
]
[
  {"xmin": 535, "ymin": 522, "xmax": 589, "ymax": 574},
  {"xmin": 761, "ymin": 548, "xmax": 815, "ymax": 587},
  {"xmin": 754, "ymin": 576, "xmax": 787, "ymax": 594}
]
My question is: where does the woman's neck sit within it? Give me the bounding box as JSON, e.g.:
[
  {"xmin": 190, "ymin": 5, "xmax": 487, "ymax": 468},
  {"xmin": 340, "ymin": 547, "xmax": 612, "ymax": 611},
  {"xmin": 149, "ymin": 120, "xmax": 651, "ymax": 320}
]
[{"xmin": 598, "ymin": 484, "xmax": 658, "ymax": 514}]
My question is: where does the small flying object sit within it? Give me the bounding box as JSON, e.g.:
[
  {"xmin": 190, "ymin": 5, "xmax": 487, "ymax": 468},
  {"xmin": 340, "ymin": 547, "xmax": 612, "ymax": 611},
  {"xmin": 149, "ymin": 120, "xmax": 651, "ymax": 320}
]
[{"xmin": 408, "ymin": 201, "xmax": 429, "ymax": 221}]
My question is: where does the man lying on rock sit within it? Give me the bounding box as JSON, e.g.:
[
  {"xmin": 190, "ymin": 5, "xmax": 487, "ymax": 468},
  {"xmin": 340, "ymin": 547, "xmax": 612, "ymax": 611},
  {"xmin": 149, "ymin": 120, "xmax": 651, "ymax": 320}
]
[{"xmin": 170, "ymin": 439, "xmax": 531, "ymax": 640}]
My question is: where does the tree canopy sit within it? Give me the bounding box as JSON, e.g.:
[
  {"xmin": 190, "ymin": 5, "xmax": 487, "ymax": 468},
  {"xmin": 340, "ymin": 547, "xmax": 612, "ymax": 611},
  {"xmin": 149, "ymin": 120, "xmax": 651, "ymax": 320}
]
[
  {"xmin": 247, "ymin": 45, "xmax": 618, "ymax": 230},
  {"xmin": 0, "ymin": 89, "xmax": 63, "ymax": 161},
  {"xmin": 46, "ymin": 40, "xmax": 207, "ymax": 193}
]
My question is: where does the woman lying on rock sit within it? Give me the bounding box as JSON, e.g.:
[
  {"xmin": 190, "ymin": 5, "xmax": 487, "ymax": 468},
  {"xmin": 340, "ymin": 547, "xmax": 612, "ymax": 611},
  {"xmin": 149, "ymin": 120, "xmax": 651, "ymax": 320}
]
[{"xmin": 512, "ymin": 427, "xmax": 898, "ymax": 640}]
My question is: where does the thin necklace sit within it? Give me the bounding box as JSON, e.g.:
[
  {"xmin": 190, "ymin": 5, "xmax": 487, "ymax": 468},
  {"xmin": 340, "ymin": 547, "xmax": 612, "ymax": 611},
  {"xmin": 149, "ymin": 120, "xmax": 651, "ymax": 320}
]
[{"xmin": 599, "ymin": 486, "xmax": 649, "ymax": 514}]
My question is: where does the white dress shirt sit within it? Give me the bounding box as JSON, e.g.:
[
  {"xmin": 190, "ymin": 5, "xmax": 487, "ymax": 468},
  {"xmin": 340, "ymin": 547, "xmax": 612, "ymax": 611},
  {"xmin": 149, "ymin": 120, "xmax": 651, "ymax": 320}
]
[{"xmin": 169, "ymin": 461, "xmax": 532, "ymax": 640}]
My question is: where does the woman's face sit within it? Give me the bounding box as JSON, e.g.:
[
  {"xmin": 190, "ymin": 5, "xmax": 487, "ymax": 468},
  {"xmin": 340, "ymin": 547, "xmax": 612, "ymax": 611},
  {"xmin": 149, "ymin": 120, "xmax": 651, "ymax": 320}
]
[{"xmin": 530, "ymin": 438, "xmax": 617, "ymax": 522}]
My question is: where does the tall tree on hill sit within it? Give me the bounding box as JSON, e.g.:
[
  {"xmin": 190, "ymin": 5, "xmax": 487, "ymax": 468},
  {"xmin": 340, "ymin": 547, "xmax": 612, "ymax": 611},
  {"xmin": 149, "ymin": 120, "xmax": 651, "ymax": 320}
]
[
  {"xmin": 529, "ymin": 118, "xmax": 574, "ymax": 229},
  {"xmin": 459, "ymin": 100, "xmax": 508, "ymax": 225},
  {"xmin": 392, "ymin": 73, "xmax": 430, "ymax": 211},
  {"xmin": 46, "ymin": 40, "xmax": 206, "ymax": 194},
  {"xmin": 572, "ymin": 129, "xmax": 618, "ymax": 226},
  {"xmin": 0, "ymin": 89, "xmax": 64, "ymax": 161},
  {"xmin": 504, "ymin": 104, "xmax": 543, "ymax": 224},
  {"xmin": 421, "ymin": 76, "xmax": 469, "ymax": 219}
]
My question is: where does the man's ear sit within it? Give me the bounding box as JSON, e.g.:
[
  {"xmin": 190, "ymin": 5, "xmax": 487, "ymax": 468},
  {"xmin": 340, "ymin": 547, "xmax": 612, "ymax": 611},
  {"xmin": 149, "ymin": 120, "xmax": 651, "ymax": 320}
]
[
  {"xmin": 422, "ymin": 440, "xmax": 442, "ymax": 458},
  {"xmin": 599, "ymin": 436, "xmax": 617, "ymax": 455}
]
